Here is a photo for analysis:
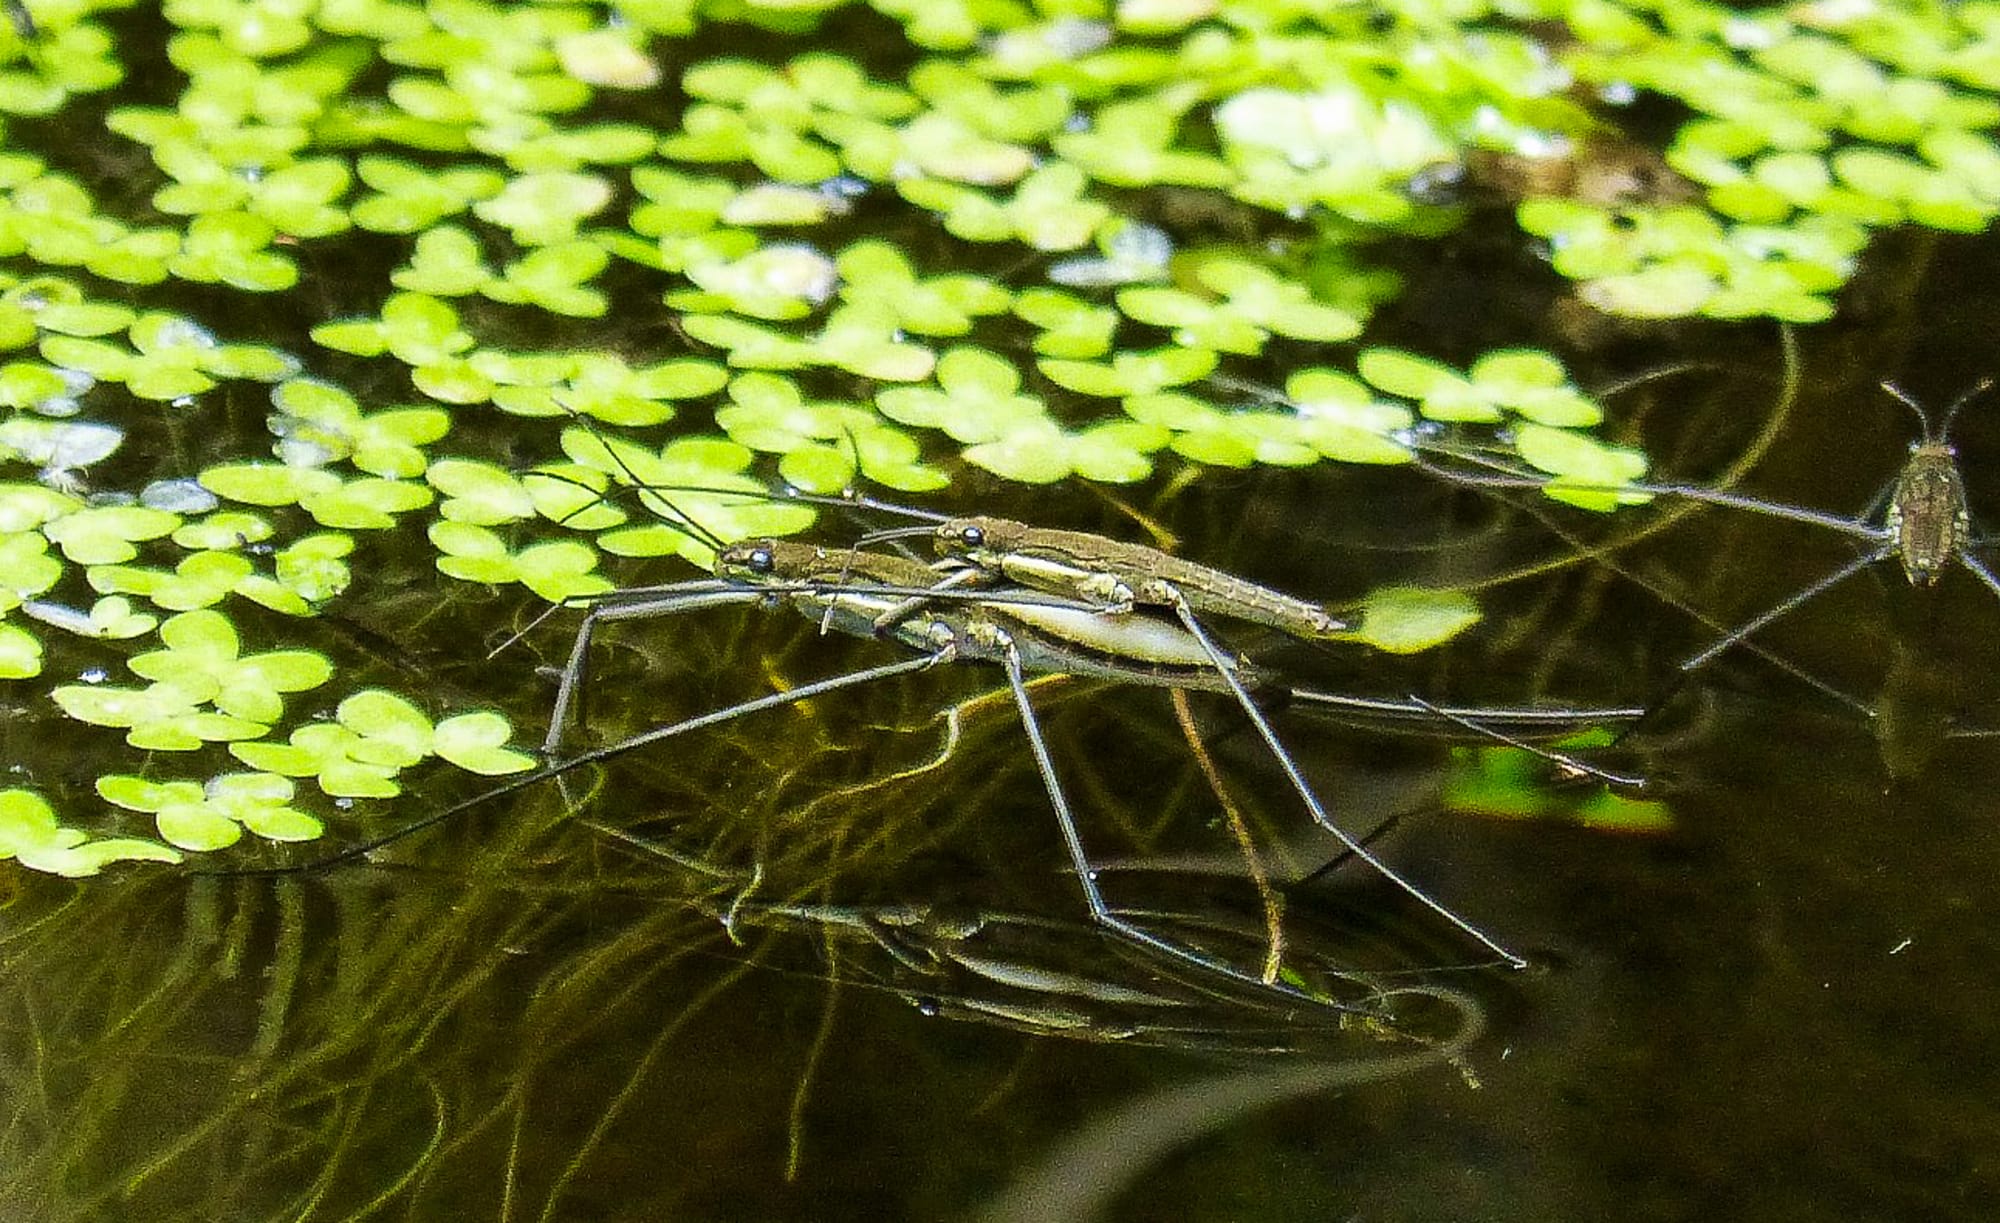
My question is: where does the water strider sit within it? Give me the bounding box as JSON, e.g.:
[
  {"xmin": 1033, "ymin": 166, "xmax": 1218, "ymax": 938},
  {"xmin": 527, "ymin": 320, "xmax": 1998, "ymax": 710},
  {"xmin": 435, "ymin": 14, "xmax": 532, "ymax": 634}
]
[
  {"xmin": 917, "ymin": 516, "xmax": 1353, "ymax": 640},
  {"xmin": 224, "ymin": 515, "xmax": 1648, "ymax": 994},
  {"xmin": 531, "ymin": 453, "xmax": 1642, "ymax": 760},
  {"xmin": 698, "ymin": 535, "xmax": 1533, "ymax": 975},
  {"xmin": 236, "ymin": 421, "xmax": 1654, "ymax": 990},
  {"xmin": 1419, "ymin": 378, "xmax": 2000, "ymax": 676}
]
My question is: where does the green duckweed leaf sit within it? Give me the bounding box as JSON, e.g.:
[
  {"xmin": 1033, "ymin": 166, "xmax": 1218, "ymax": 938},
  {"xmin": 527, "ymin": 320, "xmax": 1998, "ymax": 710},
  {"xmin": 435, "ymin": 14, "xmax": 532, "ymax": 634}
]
[
  {"xmin": 1282, "ymin": 369, "xmax": 1418, "ymax": 464},
  {"xmin": 0, "ymin": 417, "xmax": 122, "ymax": 477},
  {"xmin": 229, "ymin": 690, "xmax": 458, "ymax": 800},
  {"xmin": 0, "ymin": 530, "xmax": 62, "ymax": 606},
  {"xmin": 0, "ymin": 789, "xmax": 181, "ymax": 876},
  {"xmin": 1442, "ymin": 746, "xmax": 1557, "ymax": 821},
  {"xmin": 1055, "ymin": 96, "xmax": 1231, "ymax": 191},
  {"xmin": 833, "ymin": 239, "xmax": 1013, "ymax": 336},
  {"xmin": 126, "ymin": 608, "xmax": 332, "ymax": 723},
  {"xmin": 482, "ymin": 241, "xmax": 611, "ymax": 317},
  {"xmin": 0, "ymin": 622, "xmax": 41, "ymax": 677},
  {"xmin": 556, "ymin": 428, "xmax": 817, "ymax": 563},
  {"xmin": 1119, "ymin": 256, "xmax": 1361, "ymax": 355},
  {"xmin": 200, "ymin": 462, "xmax": 345, "ymax": 506},
  {"xmin": 52, "ymin": 680, "xmax": 269, "ymax": 751},
  {"xmin": 718, "ymin": 183, "xmax": 838, "ymax": 227},
  {"xmin": 1013, "ymin": 288, "xmax": 1117, "ymax": 359},
  {"xmin": 520, "ymin": 463, "xmax": 628, "ymax": 532},
  {"xmin": 1514, "ymin": 424, "xmax": 1651, "ymax": 511},
  {"xmin": 679, "ymin": 313, "xmax": 819, "ymax": 370},
  {"xmin": 813, "ymin": 305, "xmax": 937, "ymax": 381},
  {"xmin": 1356, "ymin": 350, "xmax": 1499, "ymax": 423},
  {"xmin": 1038, "ymin": 346, "xmax": 1217, "ymax": 398},
  {"xmin": 717, "ymin": 371, "xmax": 873, "ymax": 453},
  {"xmin": 1340, "ymin": 586, "xmax": 1481, "ymax": 654},
  {"xmin": 673, "ymin": 243, "xmax": 837, "ymax": 320},
  {"xmin": 900, "ymin": 163, "xmax": 1110, "ymax": 251},
  {"xmin": 0, "ymin": 483, "xmax": 80, "ymax": 532},
  {"xmin": 555, "ymin": 29, "xmax": 662, "ymax": 90},
  {"xmin": 17, "ymin": 594, "xmax": 158, "ymax": 640},
  {"xmin": 962, "ymin": 419, "xmax": 1164, "ymax": 485},
  {"xmin": 393, "ymin": 225, "xmax": 495, "ymax": 296},
  {"xmin": 298, "ymin": 477, "xmax": 434, "ymax": 531},
  {"xmin": 90, "ymin": 550, "xmax": 251, "ymax": 613},
  {"xmin": 270, "ymin": 377, "xmax": 450, "ymax": 476},
  {"xmin": 169, "ymin": 211, "xmax": 297, "ymax": 292},
  {"xmin": 1571, "ymin": 790, "xmax": 1675, "ymax": 834},
  {"xmin": 430, "ymin": 522, "xmax": 613, "ymax": 602},
  {"xmin": 427, "ymin": 458, "xmax": 537, "ymax": 524},
  {"xmin": 172, "ymin": 509, "xmax": 272, "ymax": 551},
  {"xmin": 433, "ymin": 711, "xmax": 536, "ymax": 775},
  {"xmin": 272, "ymin": 532, "xmax": 353, "ymax": 606},
  {"xmin": 472, "ymin": 170, "xmax": 614, "ymax": 245},
  {"xmin": 335, "ymin": 689, "xmax": 430, "ymax": 759},
  {"xmin": 42, "ymin": 504, "xmax": 179, "ymax": 564},
  {"xmin": 877, "ymin": 346, "xmax": 1046, "ymax": 444},
  {"xmin": 351, "ymin": 156, "xmax": 505, "ymax": 233}
]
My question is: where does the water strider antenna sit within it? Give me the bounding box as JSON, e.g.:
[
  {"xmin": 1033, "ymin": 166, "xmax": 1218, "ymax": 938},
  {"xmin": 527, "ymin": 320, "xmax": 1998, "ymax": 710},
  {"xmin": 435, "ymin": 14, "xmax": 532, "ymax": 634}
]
[{"xmin": 1880, "ymin": 377, "xmax": 1992, "ymax": 449}]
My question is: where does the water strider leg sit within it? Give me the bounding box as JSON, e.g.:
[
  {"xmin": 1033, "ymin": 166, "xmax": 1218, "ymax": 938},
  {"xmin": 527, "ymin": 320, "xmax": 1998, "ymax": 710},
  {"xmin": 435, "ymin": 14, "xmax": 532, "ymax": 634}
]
[
  {"xmin": 992, "ymin": 640, "xmax": 1362, "ymax": 1004},
  {"xmin": 1398, "ymin": 695, "xmax": 1648, "ymax": 788},
  {"xmin": 1957, "ymin": 550, "xmax": 2000, "ymax": 601},
  {"xmin": 541, "ymin": 581, "xmax": 758, "ymax": 758},
  {"xmin": 1680, "ymin": 545, "xmax": 1895, "ymax": 672},
  {"xmin": 203, "ymin": 651, "xmax": 948, "ymax": 877},
  {"xmin": 1157, "ymin": 589, "xmax": 1530, "ymax": 970}
]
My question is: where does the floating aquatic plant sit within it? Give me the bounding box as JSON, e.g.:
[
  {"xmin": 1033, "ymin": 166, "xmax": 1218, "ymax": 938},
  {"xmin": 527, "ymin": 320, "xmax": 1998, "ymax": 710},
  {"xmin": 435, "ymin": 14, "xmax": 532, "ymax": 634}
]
[{"xmin": 0, "ymin": 0, "xmax": 1981, "ymax": 875}]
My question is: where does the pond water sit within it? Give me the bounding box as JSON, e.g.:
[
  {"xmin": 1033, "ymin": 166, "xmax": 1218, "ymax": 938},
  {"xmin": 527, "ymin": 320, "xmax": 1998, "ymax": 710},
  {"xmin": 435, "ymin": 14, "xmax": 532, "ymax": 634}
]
[
  {"xmin": 5, "ymin": 6, "xmax": 2000, "ymax": 1221},
  {"xmin": 11, "ymin": 256, "xmax": 2000, "ymax": 1220}
]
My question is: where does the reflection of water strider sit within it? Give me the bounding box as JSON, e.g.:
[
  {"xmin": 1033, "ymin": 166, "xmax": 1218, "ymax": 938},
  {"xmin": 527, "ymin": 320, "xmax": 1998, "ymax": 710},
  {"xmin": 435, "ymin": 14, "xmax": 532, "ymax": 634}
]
[{"xmin": 710, "ymin": 896, "xmax": 1482, "ymax": 1056}]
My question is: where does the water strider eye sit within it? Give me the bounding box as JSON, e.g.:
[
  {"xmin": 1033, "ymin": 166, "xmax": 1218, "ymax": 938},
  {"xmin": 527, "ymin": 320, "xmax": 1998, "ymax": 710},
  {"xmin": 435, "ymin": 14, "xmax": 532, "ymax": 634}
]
[
  {"xmin": 957, "ymin": 524, "xmax": 984, "ymax": 548},
  {"xmin": 746, "ymin": 547, "xmax": 774, "ymax": 574}
]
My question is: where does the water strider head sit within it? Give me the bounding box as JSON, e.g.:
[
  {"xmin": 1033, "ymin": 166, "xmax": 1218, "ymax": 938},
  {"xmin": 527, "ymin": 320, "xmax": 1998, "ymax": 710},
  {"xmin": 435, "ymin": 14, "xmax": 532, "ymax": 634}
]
[
  {"xmin": 934, "ymin": 516, "xmax": 1025, "ymax": 560},
  {"xmin": 715, "ymin": 537, "xmax": 932, "ymax": 589}
]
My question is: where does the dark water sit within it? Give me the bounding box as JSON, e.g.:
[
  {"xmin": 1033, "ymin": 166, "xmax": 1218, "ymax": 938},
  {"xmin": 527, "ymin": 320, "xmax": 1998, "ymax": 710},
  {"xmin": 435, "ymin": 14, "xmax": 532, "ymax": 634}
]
[{"xmin": 6, "ymin": 19, "xmax": 2000, "ymax": 1221}]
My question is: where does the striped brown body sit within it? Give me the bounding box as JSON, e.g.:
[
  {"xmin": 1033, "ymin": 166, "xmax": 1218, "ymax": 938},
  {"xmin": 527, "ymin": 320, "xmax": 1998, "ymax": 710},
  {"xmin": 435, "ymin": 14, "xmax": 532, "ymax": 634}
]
[{"xmin": 1888, "ymin": 443, "xmax": 1970, "ymax": 587}]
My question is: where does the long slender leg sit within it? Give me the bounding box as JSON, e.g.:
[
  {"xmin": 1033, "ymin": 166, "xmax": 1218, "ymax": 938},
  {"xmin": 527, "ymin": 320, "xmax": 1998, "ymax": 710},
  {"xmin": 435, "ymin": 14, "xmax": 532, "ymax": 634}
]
[
  {"xmin": 1283, "ymin": 688, "xmax": 1648, "ymax": 785},
  {"xmin": 544, "ymin": 585, "xmax": 760, "ymax": 758},
  {"xmin": 207, "ymin": 651, "xmax": 947, "ymax": 877},
  {"xmin": 1284, "ymin": 689, "xmax": 1648, "ymax": 729},
  {"xmin": 1427, "ymin": 467, "xmax": 1876, "ymax": 717},
  {"xmin": 1163, "ymin": 592, "xmax": 1529, "ymax": 970},
  {"xmin": 1957, "ymin": 550, "xmax": 2000, "ymax": 601},
  {"xmin": 1401, "ymin": 696, "xmax": 1649, "ymax": 788},
  {"xmin": 1681, "ymin": 546, "xmax": 1894, "ymax": 672},
  {"xmin": 996, "ymin": 642, "xmax": 1357, "ymax": 1006}
]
